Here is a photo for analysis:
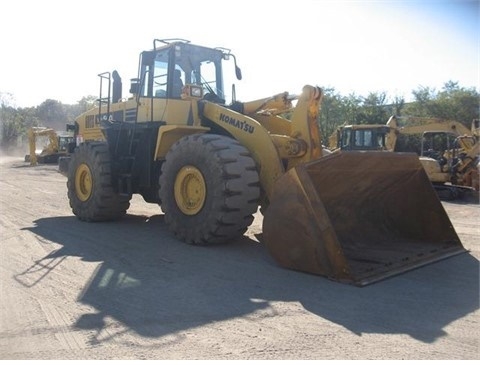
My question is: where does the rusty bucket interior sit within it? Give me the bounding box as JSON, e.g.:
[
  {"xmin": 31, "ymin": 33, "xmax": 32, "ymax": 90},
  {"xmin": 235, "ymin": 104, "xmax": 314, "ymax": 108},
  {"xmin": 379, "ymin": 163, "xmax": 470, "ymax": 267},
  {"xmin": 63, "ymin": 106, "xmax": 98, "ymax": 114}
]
[{"xmin": 263, "ymin": 151, "xmax": 466, "ymax": 286}]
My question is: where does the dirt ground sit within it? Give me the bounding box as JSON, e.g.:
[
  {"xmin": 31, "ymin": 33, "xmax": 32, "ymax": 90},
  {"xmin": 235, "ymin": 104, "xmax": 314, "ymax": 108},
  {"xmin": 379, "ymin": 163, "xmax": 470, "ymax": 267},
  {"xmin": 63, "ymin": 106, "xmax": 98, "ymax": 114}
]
[{"xmin": 0, "ymin": 155, "xmax": 478, "ymax": 360}]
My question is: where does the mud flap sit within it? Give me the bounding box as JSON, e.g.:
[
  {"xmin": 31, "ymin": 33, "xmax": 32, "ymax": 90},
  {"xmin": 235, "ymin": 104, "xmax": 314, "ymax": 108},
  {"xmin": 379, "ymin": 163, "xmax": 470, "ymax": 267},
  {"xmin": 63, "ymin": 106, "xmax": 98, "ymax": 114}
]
[{"xmin": 263, "ymin": 151, "xmax": 466, "ymax": 286}]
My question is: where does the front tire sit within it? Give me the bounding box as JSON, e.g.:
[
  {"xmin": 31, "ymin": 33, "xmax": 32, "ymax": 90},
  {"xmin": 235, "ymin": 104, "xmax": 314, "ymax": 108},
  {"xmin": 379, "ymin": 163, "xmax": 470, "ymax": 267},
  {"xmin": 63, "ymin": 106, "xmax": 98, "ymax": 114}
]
[
  {"xmin": 67, "ymin": 142, "xmax": 130, "ymax": 221},
  {"xmin": 159, "ymin": 134, "xmax": 260, "ymax": 245}
]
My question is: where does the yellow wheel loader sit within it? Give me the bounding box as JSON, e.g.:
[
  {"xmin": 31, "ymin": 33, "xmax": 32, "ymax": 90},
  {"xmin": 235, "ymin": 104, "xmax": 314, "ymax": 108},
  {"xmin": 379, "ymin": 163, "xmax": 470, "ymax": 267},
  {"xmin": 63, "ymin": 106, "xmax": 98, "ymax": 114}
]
[{"xmin": 65, "ymin": 39, "xmax": 465, "ymax": 286}]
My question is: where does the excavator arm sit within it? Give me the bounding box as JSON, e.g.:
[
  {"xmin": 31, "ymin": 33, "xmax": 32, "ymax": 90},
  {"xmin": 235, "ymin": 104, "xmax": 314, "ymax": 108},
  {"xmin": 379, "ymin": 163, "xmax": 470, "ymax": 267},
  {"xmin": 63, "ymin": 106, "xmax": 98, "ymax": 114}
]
[
  {"xmin": 396, "ymin": 117, "xmax": 473, "ymax": 136},
  {"xmin": 26, "ymin": 127, "xmax": 73, "ymax": 166},
  {"xmin": 27, "ymin": 127, "xmax": 59, "ymax": 166}
]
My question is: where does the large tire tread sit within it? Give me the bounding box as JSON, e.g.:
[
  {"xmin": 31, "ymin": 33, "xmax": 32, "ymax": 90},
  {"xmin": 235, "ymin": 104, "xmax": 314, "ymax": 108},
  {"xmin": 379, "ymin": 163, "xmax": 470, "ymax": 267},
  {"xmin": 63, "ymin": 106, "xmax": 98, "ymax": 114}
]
[
  {"xmin": 67, "ymin": 142, "xmax": 130, "ymax": 222},
  {"xmin": 159, "ymin": 134, "xmax": 260, "ymax": 245}
]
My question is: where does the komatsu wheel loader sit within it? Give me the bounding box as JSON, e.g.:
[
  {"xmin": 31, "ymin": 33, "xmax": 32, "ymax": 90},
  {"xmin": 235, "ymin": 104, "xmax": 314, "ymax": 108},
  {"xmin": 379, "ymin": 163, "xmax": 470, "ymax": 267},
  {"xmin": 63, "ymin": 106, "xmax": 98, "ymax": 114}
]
[{"xmin": 65, "ymin": 39, "xmax": 465, "ymax": 286}]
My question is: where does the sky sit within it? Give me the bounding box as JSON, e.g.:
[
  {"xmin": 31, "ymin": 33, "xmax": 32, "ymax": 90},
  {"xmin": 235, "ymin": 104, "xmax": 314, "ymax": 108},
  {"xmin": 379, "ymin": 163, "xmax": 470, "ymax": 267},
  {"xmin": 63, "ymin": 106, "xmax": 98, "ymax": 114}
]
[{"xmin": 0, "ymin": 0, "xmax": 478, "ymax": 108}]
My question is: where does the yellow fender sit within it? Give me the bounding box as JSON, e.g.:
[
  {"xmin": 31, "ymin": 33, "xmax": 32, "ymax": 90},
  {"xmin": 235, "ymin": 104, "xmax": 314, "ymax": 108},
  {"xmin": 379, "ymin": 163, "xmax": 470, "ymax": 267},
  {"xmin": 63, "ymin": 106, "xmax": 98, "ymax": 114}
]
[{"xmin": 154, "ymin": 125, "xmax": 210, "ymax": 160}]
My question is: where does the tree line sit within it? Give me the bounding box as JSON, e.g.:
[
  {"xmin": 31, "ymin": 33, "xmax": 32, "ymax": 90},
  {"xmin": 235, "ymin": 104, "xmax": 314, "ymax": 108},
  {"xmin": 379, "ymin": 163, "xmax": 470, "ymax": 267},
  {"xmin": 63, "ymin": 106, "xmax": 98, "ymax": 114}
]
[
  {"xmin": 0, "ymin": 94, "xmax": 97, "ymax": 152},
  {"xmin": 1, "ymin": 81, "xmax": 478, "ymax": 153},
  {"xmin": 318, "ymin": 81, "xmax": 479, "ymax": 145}
]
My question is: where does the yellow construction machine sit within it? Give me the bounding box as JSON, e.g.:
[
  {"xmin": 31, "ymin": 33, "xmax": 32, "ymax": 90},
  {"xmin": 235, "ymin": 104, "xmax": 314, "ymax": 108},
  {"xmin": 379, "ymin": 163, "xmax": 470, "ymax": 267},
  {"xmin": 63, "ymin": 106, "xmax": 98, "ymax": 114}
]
[
  {"xmin": 65, "ymin": 39, "xmax": 465, "ymax": 286},
  {"xmin": 330, "ymin": 117, "xmax": 480, "ymax": 199},
  {"xmin": 329, "ymin": 116, "xmax": 474, "ymax": 152},
  {"xmin": 25, "ymin": 127, "xmax": 74, "ymax": 165}
]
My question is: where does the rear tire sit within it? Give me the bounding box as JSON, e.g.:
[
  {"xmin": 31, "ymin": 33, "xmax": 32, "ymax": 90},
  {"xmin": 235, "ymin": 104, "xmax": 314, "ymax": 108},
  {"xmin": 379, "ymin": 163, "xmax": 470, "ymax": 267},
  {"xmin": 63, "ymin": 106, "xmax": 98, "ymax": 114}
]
[
  {"xmin": 67, "ymin": 142, "xmax": 130, "ymax": 221},
  {"xmin": 159, "ymin": 134, "xmax": 260, "ymax": 245}
]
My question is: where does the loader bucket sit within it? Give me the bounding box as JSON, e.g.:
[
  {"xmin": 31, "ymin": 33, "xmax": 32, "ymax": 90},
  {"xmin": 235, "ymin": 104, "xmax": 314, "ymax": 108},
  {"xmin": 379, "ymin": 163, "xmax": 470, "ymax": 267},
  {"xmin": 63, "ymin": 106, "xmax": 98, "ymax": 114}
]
[{"xmin": 263, "ymin": 151, "xmax": 466, "ymax": 286}]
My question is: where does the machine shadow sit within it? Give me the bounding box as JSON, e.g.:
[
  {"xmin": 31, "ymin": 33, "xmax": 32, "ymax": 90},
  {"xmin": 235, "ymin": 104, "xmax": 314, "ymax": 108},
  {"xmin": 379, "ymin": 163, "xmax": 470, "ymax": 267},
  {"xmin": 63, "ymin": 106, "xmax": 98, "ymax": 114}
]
[{"xmin": 24, "ymin": 214, "xmax": 479, "ymax": 344}]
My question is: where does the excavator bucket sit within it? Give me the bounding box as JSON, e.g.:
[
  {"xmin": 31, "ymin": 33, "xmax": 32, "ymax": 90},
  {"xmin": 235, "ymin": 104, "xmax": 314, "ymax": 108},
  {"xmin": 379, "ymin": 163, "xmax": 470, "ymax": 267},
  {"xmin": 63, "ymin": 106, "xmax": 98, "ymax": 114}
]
[{"xmin": 263, "ymin": 151, "xmax": 466, "ymax": 286}]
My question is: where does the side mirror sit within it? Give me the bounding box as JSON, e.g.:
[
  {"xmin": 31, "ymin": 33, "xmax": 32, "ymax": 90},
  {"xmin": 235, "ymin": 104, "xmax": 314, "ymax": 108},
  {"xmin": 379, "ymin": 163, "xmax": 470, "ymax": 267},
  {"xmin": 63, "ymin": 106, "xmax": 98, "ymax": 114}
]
[{"xmin": 235, "ymin": 65, "xmax": 242, "ymax": 81}]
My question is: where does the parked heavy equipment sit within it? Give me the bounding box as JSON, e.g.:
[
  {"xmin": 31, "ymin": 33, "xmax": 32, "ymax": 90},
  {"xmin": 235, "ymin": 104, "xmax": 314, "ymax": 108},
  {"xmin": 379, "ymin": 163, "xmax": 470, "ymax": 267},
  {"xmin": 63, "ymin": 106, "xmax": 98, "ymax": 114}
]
[
  {"xmin": 329, "ymin": 116, "xmax": 474, "ymax": 152},
  {"xmin": 65, "ymin": 39, "xmax": 465, "ymax": 286},
  {"xmin": 25, "ymin": 127, "xmax": 74, "ymax": 165},
  {"xmin": 330, "ymin": 117, "xmax": 480, "ymax": 199}
]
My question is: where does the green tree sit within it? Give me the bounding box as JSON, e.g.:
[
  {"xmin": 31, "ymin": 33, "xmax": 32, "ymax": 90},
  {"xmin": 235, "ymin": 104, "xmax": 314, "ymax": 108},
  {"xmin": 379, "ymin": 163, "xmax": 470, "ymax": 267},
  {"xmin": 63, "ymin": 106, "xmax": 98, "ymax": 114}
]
[
  {"xmin": 341, "ymin": 93, "xmax": 362, "ymax": 125},
  {"xmin": 404, "ymin": 81, "xmax": 479, "ymax": 127},
  {"xmin": 36, "ymin": 99, "xmax": 68, "ymax": 130},
  {"xmin": 389, "ymin": 95, "xmax": 406, "ymax": 117},
  {"xmin": 66, "ymin": 95, "xmax": 98, "ymax": 122},
  {"xmin": 435, "ymin": 81, "xmax": 479, "ymax": 124},
  {"xmin": 353, "ymin": 92, "xmax": 405, "ymax": 125},
  {"xmin": 318, "ymin": 88, "xmax": 347, "ymax": 145},
  {"xmin": 0, "ymin": 104, "xmax": 40, "ymax": 151},
  {"xmin": 0, "ymin": 93, "xmax": 19, "ymax": 151}
]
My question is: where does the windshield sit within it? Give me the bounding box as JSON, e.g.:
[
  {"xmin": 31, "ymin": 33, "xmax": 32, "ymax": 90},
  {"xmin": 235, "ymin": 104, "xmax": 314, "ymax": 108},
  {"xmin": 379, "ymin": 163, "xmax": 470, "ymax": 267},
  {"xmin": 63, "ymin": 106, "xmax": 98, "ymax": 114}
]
[
  {"xmin": 139, "ymin": 42, "xmax": 230, "ymax": 101},
  {"xmin": 173, "ymin": 43, "xmax": 225, "ymax": 99},
  {"xmin": 341, "ymin": 128, "xmax": 387, "ymax": 150}
]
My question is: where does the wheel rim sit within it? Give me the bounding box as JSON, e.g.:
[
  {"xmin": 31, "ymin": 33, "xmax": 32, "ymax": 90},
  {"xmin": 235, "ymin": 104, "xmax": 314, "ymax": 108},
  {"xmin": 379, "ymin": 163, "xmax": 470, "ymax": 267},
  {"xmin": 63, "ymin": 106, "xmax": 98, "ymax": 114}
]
[
  {"xmin": 174, "ymin": 165, "xmax": 206, "ymax": 215},
  {"xmin": 75, "ymin": 163, "xmax": 93, "ymax": 202}
]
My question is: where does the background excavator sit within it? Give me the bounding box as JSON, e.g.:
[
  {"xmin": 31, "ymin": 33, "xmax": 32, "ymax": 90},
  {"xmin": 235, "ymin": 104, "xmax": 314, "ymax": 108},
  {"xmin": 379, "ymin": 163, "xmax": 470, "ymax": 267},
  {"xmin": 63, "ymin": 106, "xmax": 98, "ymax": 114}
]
[
  {"xmin": 63, "ymin": 39, "xmax": 465, "ymax": 286},
  {"xmin": 330, "ymin": 117, "xmax": 480, "ymax": 199},
  {"xmin": 25, "ymin": 127, "xmax": 74, "ymax": 166}
]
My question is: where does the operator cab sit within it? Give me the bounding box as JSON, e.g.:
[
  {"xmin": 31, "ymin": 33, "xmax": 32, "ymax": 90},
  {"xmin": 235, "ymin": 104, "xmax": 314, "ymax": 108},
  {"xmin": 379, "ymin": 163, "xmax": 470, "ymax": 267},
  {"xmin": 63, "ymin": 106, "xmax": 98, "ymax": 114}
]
[
  {"xmin": 339, "ymin": 126, "xmax": 390, "ymax": 151},
  {"xmin": 130, "ymin": 39, "xmax": 242, "ymax": 104},
  {"xmin": 421, "ymin": 131, "xmax": 458, "ymax": 166},
  {"xmin": 58, "ymin": 135, "xmax": 74, "ymax": 152}
]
